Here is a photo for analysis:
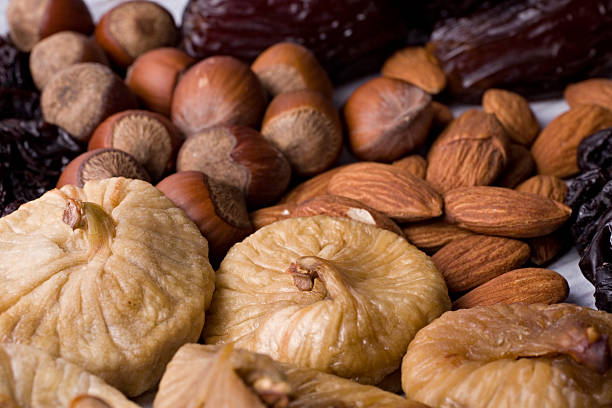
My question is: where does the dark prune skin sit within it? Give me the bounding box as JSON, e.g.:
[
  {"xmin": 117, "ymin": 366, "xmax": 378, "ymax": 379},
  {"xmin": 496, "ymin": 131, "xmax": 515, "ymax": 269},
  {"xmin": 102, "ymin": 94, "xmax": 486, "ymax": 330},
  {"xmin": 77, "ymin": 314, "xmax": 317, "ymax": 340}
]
[
  {"xmin": 0, "ymin": 35, "xmax": 34, "ymax": 90},
  {"xmin": 565, "ymin": 169, "xmax": 610, "ymax": 212},
  {"xmin": 180, "ymin": 0, "xmax": 406, "ymax": 82},
  {"xmin": 571, "ymin": 181, "xmax": 612, "ymax": 255},
  {"xmin": 578, "ymin": 127, "xmax": 612, "ymax": 172},
  {"xmin": 428, "ymin": 0, "xmax": 612, "ymax": 102},
  {"xmin": 0, "ymin": 89, "xmax": 41, "ymax": 120},
  {"xmin": 579, "ymin": 221, "xmax": 612, "ymax": 312}
]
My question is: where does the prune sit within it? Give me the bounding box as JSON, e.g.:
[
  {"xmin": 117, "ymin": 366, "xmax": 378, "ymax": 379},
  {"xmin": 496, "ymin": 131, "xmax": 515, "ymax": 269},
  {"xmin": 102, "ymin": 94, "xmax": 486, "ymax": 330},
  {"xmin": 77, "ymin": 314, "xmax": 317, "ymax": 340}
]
[
  {"xmin": 0, "ymin": 119, "xmax": 83, "ymax": 216},
  {"xmin": 0, "ymin": 89, "xmax": 41, "ymax": 120},
  {"xmin": 428, "ymin": 0, "xmax": 612, "ymax": 102},
  {"xmin": 578, "ymin": 127, "xmax": 612, "ymax": 172},
  {"xmin": 180, "ymin": 0, "xmax": 406, "ymax": 82},
  {"xmin": 571, "ymin": 181, "xmax": 612, "ymax": 254},
  {"xmin": 0, "ymin": 35, "xmax": 33, "ymax": 90},
  {"xmin": 580, "ymin": 221, "xmax": 612, "ymax": 311},
  {"xmin": 565, "ymin": 169, "xmax": 609, "ymax": 212}
]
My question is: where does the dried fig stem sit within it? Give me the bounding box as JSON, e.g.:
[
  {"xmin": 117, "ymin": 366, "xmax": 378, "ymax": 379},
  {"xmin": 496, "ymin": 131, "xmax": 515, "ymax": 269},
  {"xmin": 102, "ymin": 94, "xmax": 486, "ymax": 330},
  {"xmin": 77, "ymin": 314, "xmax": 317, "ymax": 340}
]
[
  {"xmin": 287, "ymin": 256, "xmax": 348, "ymax": 300},
  {"xmin": 63, "ymin": 198, "xmax": 116, "ymax": 259}
]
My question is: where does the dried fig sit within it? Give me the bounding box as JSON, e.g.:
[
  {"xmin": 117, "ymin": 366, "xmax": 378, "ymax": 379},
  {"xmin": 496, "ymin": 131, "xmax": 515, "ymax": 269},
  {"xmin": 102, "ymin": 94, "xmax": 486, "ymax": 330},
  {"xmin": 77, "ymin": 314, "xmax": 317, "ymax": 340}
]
[
  {"xmin": 0, "ymin": 343, "xmax": 137, "ymax": 408},
  {"xmin": 0, "ymin": 178, "xmax": 215, "ymax": 396},
  {"xmin": 402, "ymin": 303, "xmax": 612, "ymax": 407},
  {"xmin": 204, "ymin": 215, "xmax": 450, "ymax": 384}
]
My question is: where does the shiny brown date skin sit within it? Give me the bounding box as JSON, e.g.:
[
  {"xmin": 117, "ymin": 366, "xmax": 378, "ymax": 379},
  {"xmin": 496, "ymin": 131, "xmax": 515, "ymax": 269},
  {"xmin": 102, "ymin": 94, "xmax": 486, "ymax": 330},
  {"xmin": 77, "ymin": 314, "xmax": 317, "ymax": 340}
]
[{"xmin": 428, "ymin": 0, "xmax": 612, "ymax": 102}]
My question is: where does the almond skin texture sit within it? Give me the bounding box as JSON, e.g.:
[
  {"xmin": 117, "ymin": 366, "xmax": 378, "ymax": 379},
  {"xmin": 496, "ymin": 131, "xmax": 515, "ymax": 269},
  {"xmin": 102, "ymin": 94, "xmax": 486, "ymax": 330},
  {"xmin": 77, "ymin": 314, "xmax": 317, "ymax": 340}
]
[
  {"xmin": 426, "ymin": 109, "xmax": 508, "ymax": 193},
  {"xmin": 452, "ymin": 268, "xmax": 569, "ymax": 309},
  {"xmin": 515, "ymin": 175, "xmax": 568, "ymax": 203},
  {"xmin": 432, "ymin": 235, "xmax": 530, "ymax": 293},
  {"xmin": 328, "ymin": 162, "xmax": 443, "ymax": 222},
  {"xmin": 392, "ymin": 155, "xmax": 427, "ymax": 179},
  {"xmin": 444, "ymin": 186, "xmax": 571, "ymax": 238},
  {"xmin": 250, "ymin": 203, "xmax": 295, "ymax": 230},
  {"xmin": 565, "ymin": 78, "xmax": 612, "ymax": 112},
  {"xmin": 381, "ymin": 46, "xmax": 446, "ymax": 94},
  {"xmin": 531, "ymin": 104, "xmax": 612, "ymax": 177},
  {"xmin": 495, "ymin": 144, "xmax": 535, "ymax": 188},
  {"xmin": 279, "ymin": 166, "xmax": 345, "ymax": 205},
  {"xmin": 402, "ymin": 219, "xmax": 475, "ymax": 254},
  {"xmin": 482, "ymin": 88, "xmax": 539, "ymax": 146}
]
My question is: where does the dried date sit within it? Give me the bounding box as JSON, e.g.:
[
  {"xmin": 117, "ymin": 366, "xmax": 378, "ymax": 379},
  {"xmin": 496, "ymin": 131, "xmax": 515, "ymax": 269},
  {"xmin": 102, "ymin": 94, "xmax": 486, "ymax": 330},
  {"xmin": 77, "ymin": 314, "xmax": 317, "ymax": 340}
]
[
  {"xmin": 579, "ymin": 220, "xmax": 612, "ymax": 312},
  {"xmin": 578, "ymin": 127, "xmax": 612, "ymax": 172}
]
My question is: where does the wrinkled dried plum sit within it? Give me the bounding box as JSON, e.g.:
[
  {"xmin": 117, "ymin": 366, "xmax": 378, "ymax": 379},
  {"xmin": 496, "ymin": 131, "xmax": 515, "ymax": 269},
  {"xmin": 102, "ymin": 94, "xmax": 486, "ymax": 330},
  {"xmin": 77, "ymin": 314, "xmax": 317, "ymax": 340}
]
[
  {"xmin": 0, "ymin": 119, "xmax": 82, "ymax": 216},
  {"xmin": 571, "ymin": 181, "xmax": 612, "ymax": 255},
  {"xmin": 0, "ymin": 89, "xmax": 41, "ymax": 120},
  {"xmin": 0, "ymin": 35, "xmax": 33, "ymax": 90},
  {"xmin": 578, "ymin": 127, "xmax": 612, "ymax": 172},
  {"xmin": 580, "ymin": 221, "xmax": 612, "ymax": 311},
  {"xmin": 566, "ymin": 169, "xmax": 610, "ymax": 212},
  {"xmin": 180, "ymin": 0, "xmax": 406, "ymax": 82},
  {"xmin": 428, "ymin": 0, "xmax": 612, "ymax": 102}
]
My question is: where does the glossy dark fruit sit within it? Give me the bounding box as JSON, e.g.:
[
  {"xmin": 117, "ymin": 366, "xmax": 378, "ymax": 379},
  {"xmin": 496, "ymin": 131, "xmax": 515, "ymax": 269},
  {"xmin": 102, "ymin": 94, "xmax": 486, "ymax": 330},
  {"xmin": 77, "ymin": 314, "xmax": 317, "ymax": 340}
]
[
  {"xmin": 0, "ymin": 35, "xmax": 33, "ymax": 90},
  {"xmin": 571, "ymin": 181, "xmax": 612, "ymax": 255},
  {"xmin": 180, "ymin": 0, "xmax": 405, "ymax": 82},
  {"xmin": 428, "ymin": 0, "xmax": 612, "ymax": 102},
  {"xmin": 0, "ymin": 89, "xmax": 41, "ymax": 120},
  {"xmin": 565, "ymin": 169, "xmax": 610, "ymax": 214},
  {"xmin": 0, "ymin": 119, "xmax": 83, "ymax": 216},
  {"xmin": 578, "ymin": 127, "xmax": 612, "ymax": 172},
  {"xmin": 579, "ymin": 219, "xmax": 612, "ymax": 312}
]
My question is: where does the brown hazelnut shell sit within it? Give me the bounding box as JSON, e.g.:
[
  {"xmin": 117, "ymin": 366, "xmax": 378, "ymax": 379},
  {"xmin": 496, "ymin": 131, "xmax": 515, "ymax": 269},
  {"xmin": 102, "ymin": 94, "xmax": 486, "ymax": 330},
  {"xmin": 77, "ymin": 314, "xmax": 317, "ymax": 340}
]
[
  {"xmin": 125, "ymin": 48, "xmax": 195, "ymax": 116},
  {"xmin": 89, "ymin": 110, "xmax": 184, "ymax": 182},
  {"xmin": 156, "ymin": 171, "xmax": 253, "ymax": 265}
]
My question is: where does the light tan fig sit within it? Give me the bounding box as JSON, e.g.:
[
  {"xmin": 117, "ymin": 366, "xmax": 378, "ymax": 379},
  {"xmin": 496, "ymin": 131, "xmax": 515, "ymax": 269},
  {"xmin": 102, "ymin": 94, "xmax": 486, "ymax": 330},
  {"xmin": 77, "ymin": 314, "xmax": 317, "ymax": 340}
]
[
  {"xmin": 495, "ymin": 144, "xmax": 535, "ymax": 188},
  {"xmin": 154, "ymin": 344, "xmax": 428, "ymax": 408},
  {"xmin": 402, "ymin": 304, "xmax": 612, "ymax": 407},
  {"xmin": 426, "ymin": 109, "xmax": 508, "ymax": 193},
  {"xmin": 444, "ymin": 186, "xmax": 571, "ymax": 238},
  {"xmin": 453, "ymin": 268, "xmax": 569, "ymax": 309},
  {"xmin": 0, "ymin": 343, "xmax": 137, "ymax": 408},
  {"xmin": 482, "ymin": 88, "xmax": 540, "ymax": 145},
  {"xmin": 344, "ymin": 77, "xmax": 433, "ymax": 162},
  {"xmin": 279, "ymin": 166, "xmax": 345, "ymax": 204},
  {"xmin": 327, "ymin": 162, "xmax": 443, "ymax": 222},
  {"xmin": 381, "ymin": 46, "xmax": 446, "ymax": 94},
  {"xmin": 565, "ymin": 78, "xmax": 612, "ymax": 112},
  {"xmin": 392, "ymin": 155, "xmax": 427, "ymax": 179},
  {"xmin": 0, "ymin": 178, "xmax": 215, "ymax": 396},
  {"xmin": 402, "ymin": 219, "xmax": 475, "ymax": 254},
  {"xmin": 531, "ymin": 104, "xmax": 612, "ymax": 177},
  {"xmin": 204, "ymin": 216, "xmax": 450, "ymax": 385},
  {"xmin": 432, "ymin": 235, "xmax": 530, "ymax": 293},
  {"xmin": 70, "ymin": 396, "xmax": 113, "ymax": 408}
]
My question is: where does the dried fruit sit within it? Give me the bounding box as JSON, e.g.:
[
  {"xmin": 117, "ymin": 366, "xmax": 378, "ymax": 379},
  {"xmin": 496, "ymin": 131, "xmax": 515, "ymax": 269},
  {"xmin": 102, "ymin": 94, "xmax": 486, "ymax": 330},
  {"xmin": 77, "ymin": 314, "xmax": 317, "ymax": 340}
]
[
  {"xmin": 426, "ymin": 109, "xmax": 508, "ymax": 193},
  {"xmin": 432, "ymin": 235, "xmax": 530, "ymax": 293},
  {"xmin": 531, "ymin": 104, "xmax": 612, "ymax": 178},
  {"xmin": 381, "ymin": 46, "xmax": 446, "ymax": 94},
  {"xmin": 0, "ymin": 178, "xmax": 215, "ymax": 396},
  {"xmin": 565, "ymin": 78, "xmax": 612, "ymax": 112},
  {"xmin": 402, "ymin": 303, "xmax": 612, "ymax": 407},
  {"xmin": 571, "ymin": 181, "xmax": 612, "ymax": 255},
  {"xmin": 482, "ymin": 88, "xmax": 539, "ymax": 146},
  {"xmin": 452, "ymin": 268, "xmax": 569, "ymax": 309},
  {"xmin": 344, "ymin": 77, "xmax": 433, "ymax": 162},
  {"xmin": 565, "ymin": 168, "xmax": 610, "ymax": 213},
  {"xmin": 444, "ymin": 186, "xmax": 571, "ymax": 238},
  {"xmin": 580, "ymin": 220, "xmax": 612, "ymax": 312},
  {"xmin": 495, "ymin": 144, "xmax": 535, "ymax": 188},
  {"xmin": 402, "ymin": 219, "xmax": 475, "ymax": 254},
  {"xmin": 392, "ymin": 155, "xmax": 427, "ymax": 179},
  {"xmin": 0, "ymin": 343, "xmax": 138, "ymax": 408},
  {"xmin": 204, "ymin": 216, "xmax": 450, "ymax": 384},
  {"xmin": 0, "ymin": 35, "xmax": 34, "ymax": 90},
  {"xmin": 328, "ymin": 162, "xmax": 443, "ymax": 222},
  {"xmin": 578, "ymin": 127, "xmax": 612, "ymax": 172}
]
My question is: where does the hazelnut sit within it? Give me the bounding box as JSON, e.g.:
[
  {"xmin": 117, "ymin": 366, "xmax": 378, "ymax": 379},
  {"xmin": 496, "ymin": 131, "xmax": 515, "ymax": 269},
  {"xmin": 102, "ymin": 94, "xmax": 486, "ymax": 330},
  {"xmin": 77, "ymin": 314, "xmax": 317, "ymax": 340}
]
[
  {"xmin": 57, "ymin": 148, "xmax": 150, "ymax": 188},
  {"xmin": 344, "ymin": 77, "xmax": 434, "ymax": 162},
  {"xmin": 7, "ymin": 0, "xmax": 94, "ymax": 52},
  {"xmin": 261, "ymin": 90, "xmax": 342, "ymax": 177},
  {"xmin": 125, "ymin": 47, "xmax": 195, "ymax": 116},
  {"xmin": 95, "ymin": 1, "xmax": 177, "ymax": 69},
  {"xmin": 41, "ymin": 63, "xmax": 137, "ymax": 142},
  {"xmin": 30, "ymin": 31, "xmax": 109, "ymax": 90},
  {"xmin": 89, "ymin": 110, "xmax": 183, "ymax": 182},
  {"xmin": 177, "ymin": 125, "xmax": 291, "ymax": 207},
  {"xmin": 171, "ymin": 56, "xmax": 267, "ymax": 135},
  {"xmin": 251, "ymin": 42, "xmax": 333, "ymax": 99},
  {"xmin": 156, "ymin": 171, "xmax": 253, "ymax": 265}
]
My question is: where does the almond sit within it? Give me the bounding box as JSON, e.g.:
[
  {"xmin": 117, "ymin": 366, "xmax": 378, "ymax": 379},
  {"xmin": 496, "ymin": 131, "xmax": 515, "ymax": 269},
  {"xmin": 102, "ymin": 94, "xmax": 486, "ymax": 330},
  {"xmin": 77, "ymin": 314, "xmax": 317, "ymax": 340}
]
[
  {"xmin": 293, "ymin": 194, "xmax": 403, "ymax": 235},
  {"xmin": 426, "ymin": 109, "xmax": 508, "ymax": 193},
  {"xmin": 495, "ymin": 144, "xmax": 535, "ymax": 188},
  {"xmin": 431, "ymin": 101, "xmax": 454, "ymax": 130},
  {"xmin": 564, "ymin": 78, "xmax": 612, "ymax": 112},
  {"xmin": 528, "ymin": 232, "xmax": 566, "ymax": 266},
  {"xmin": 250, "ymin": 203, "xmax": 295, "ymax": 230},
  {"xmin": 515, "ymin": 175, "xmax": 568, "ymax": 203},
  {"xmin": 402, "ymin": 219, "xmax": 474, "ymax": 254},
  {"xmin": 381, "ymin": 46, "xmax": 446, "ymax": 94},
  {"xmin": 444, "ymin": 186, "xmax": 571, "ymax": 238},
  {"xmin": 531, "ymin": 104, "xmax": 612, "ymax": 177},
  {"xmin": 482, "ymin": 88, "xmax": 539, "ymax": 145},
  {"xmin": 279, "ymin": 165, "xmax": 345, "ymax": 204},
  {"xmin": 432, "ymin": 235, "xmax": 530, "ymax": 293},
  {"xmin": 392, "ymin": 155, "xmax": 427, "ymax": 179},
  {"xmin": 328, "ymin": 162, "xmax": 443, "ymax": 222},
  {"xmin": 452, "ymin": 268, "xmax": 569, "ymax": 309}
]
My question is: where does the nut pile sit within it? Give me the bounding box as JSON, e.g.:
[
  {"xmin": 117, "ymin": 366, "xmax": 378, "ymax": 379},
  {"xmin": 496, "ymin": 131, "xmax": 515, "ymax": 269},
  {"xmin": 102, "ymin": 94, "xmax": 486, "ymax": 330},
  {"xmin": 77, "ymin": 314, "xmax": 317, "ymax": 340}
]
[{"xmin": 0, "ymin": 0, "xmax": 611, "ymax": 407}]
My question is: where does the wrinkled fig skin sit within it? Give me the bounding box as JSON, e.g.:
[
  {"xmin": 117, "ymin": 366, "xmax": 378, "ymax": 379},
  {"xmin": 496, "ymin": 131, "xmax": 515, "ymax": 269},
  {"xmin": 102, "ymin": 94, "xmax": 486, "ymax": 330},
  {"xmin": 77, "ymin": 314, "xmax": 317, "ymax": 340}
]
[
  {"xmin": 580, "ymin": 221, "xmax": 612, "ymax": 312},
  {"xmin": 428, "ymin": 0, "xmax": 612, "ymax": 102},
  {"xmin": 402, "ymin": 304, "xmax": 612, "ymax": 408},
  {"xmin": 180, "ymin": 0, "xmax": 405, "ymax": 82}
]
